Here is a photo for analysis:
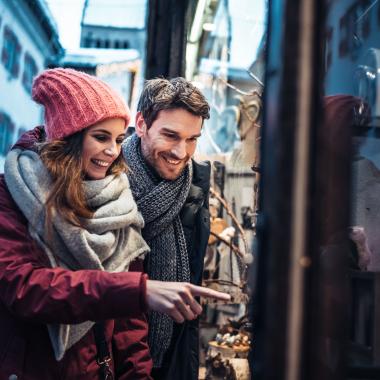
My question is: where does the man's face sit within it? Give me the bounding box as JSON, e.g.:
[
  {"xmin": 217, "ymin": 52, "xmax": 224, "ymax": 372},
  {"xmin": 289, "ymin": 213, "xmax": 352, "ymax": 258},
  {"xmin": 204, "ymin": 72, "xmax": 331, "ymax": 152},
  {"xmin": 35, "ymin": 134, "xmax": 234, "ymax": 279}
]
[{"xmin": 136, "ymin": 108, "xmax": 202, "ymax": 180}]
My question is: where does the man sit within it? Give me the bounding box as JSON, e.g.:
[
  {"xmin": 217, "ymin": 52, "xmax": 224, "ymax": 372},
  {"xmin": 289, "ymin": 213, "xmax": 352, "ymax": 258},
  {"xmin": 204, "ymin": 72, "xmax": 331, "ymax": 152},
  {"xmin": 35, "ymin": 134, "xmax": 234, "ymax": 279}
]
[{"xmin": 122, "ymin": 77, "xmax": 211, "ymax": 380}]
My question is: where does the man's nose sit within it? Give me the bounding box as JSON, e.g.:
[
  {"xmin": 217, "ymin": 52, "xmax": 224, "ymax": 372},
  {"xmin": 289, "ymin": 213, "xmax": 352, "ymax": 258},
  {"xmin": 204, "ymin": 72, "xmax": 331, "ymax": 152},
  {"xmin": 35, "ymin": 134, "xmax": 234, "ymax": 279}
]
[{"xmin": 171, "ymin": 141, "xmax": 187, "ymax": 159}]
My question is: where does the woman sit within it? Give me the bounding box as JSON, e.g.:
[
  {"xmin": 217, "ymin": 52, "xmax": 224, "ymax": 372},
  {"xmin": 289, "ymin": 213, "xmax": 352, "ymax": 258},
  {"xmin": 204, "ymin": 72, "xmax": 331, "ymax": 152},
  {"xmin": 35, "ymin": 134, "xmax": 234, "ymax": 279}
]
[{"xmin": 0, "ymin": 68, "xmax": 229, "ymax": 380}]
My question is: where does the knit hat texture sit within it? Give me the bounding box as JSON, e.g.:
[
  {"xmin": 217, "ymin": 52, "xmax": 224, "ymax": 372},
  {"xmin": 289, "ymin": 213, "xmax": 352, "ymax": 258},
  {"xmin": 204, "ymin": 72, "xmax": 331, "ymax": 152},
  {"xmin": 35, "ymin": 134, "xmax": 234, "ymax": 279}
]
[{"xmin": 32, "ymin": 68, "xmax": 131, "ymax": 140}]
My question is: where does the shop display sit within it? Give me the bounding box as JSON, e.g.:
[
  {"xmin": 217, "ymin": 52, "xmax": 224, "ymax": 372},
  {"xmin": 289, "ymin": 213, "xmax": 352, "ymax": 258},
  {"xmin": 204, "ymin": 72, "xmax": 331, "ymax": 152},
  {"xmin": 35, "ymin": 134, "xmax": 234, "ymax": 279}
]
[
  {"xmin": 205, "ymin": 316, "xmax": 252, "ymax": 380},
  {"xmin": 198, "ymin": 73, "xmax": 263, "ymax": 378}
]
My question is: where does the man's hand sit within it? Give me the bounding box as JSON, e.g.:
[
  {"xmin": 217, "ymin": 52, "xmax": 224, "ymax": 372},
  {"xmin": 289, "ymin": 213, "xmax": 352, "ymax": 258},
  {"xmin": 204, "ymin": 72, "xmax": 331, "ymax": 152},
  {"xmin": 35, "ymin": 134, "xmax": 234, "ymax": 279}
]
[{"xmin": 146, "ymin": 280, "xmax": 231, "ymax": 323}]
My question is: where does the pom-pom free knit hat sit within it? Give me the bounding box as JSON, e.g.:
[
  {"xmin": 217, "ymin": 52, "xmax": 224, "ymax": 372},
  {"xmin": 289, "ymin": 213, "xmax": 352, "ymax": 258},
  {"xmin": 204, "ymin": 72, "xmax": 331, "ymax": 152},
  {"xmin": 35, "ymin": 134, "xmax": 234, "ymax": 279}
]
[{"xmin": 32, "ymin": 68, "xmax": 131, "ymax": 140}]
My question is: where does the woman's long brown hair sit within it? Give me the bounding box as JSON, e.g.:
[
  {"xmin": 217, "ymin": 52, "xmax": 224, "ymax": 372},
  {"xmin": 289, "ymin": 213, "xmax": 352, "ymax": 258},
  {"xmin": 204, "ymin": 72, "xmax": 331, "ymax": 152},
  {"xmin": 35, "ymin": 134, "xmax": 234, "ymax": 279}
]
[{"xmin": 38, "ymin": 129, "xmax": 127, "ymax": 229}]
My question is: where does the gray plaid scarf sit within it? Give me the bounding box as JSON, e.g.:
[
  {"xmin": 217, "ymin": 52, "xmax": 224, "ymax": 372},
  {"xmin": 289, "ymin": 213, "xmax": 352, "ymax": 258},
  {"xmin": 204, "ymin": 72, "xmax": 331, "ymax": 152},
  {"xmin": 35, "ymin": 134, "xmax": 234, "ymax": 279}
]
[
  {"xmin": 122, "ymin": 134, "xmax": 192, "ymax": 367},
  {"xmin": 4, "ymin": 148, "xmax": 150, "ymax": 361}
]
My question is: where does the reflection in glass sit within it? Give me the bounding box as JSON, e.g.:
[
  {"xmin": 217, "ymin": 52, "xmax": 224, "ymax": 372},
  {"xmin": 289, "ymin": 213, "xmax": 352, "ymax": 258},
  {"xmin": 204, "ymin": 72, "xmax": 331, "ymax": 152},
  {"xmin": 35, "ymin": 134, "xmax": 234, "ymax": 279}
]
[{"xmin": 324, "ymin": 1, "xmax": 380, "ymax": 377}]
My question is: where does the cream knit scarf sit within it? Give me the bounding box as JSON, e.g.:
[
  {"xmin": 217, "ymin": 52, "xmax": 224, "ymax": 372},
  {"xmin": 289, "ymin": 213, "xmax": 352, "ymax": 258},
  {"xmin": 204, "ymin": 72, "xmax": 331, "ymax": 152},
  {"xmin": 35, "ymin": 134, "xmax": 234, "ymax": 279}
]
[{"xmin": 4, "ymin": 149, "xmax": 150, "ymax": 361}]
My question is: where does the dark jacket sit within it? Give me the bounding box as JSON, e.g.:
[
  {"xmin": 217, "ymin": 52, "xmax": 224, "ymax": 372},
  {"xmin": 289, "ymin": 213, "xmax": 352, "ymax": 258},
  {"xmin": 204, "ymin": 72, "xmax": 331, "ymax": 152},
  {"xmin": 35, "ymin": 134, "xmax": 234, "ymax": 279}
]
[
  {"xmin": 153, "ymin": 160, "xmax": 211, "ymax": 380},
  {"xmin": 0, "ymin": 128, "xmax": 153, "ymax": 380}
]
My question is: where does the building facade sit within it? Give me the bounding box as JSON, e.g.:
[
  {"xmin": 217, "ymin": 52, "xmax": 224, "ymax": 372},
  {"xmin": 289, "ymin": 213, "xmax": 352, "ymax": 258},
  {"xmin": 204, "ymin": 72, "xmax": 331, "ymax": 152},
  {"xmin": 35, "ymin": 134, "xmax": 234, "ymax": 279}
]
[
  {"xmin": 59, "ymin": 47, "xmax": 141, "ymax": 116},
  {"xmin": 0, "ymin": 0, "xmax": 62, "ymax": 171},
  {"xmin": 79, "ymin": 0, "xmax": 147, "ymax": 114}
]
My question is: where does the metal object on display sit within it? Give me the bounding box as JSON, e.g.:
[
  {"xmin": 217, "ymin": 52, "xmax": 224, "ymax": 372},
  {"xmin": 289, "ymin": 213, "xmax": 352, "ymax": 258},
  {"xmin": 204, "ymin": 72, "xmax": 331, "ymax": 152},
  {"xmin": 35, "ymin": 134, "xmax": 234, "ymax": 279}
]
[
  {"xmin": 241, "ymin": 206, "xmax": 255, "ymax": 230},
  {"xmin": 204, "ymin": 279, "xmax": 249, "ymax": 305},
  {"xmin": 209, "ymin": 187, "xmax": 249, "ymax": 255},
  {"xmin": 204, "ymin": 189, "xmax": 251, "ymax": 305},
  {"xmin": 213, "ymin": 161, "xmax": 226, "ymax": 200}
]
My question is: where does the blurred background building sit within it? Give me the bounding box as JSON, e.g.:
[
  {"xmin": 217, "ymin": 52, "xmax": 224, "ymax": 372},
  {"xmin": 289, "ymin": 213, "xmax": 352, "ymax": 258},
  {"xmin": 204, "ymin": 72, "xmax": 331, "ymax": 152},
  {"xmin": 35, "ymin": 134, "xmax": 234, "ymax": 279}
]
[
  {"xmin": 0, "ymin": 0, "xmax": 62, "ymax": 170},
  {"xmin": 0, "ymin": 0, "xmax": 148, "ymax": 172}
]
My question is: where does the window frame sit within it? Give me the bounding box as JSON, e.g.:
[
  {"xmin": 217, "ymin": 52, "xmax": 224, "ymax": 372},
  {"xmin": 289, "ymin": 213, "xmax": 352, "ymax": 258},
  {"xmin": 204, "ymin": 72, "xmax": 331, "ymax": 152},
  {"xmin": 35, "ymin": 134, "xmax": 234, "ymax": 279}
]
[{"xmin": 1, "ymin": 25, "xmax": 21, "ymax": 78}]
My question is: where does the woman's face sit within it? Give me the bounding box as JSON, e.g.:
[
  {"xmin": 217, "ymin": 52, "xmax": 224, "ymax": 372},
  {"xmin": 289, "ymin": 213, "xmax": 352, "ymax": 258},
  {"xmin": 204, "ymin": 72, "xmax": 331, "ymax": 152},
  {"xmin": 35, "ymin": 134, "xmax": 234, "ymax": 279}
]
[{"xmin": 82, "ymin": 118, "xmax": 126, "ymax": 180}]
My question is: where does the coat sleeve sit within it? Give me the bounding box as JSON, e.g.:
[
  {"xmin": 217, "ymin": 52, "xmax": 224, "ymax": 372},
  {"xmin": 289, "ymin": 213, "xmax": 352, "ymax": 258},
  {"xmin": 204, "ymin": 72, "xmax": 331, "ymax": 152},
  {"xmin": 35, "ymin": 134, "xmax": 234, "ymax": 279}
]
[
  {"xmin": 112, "ymin": 316, "xmax": 153, "ymax": 380},
  {"xmin": 0, "ymin": 176, "xmax": 147, "ymax": 324},
  {"xmin": 112, "ymin": 259, "xmax": 153, "ymax": 379}
]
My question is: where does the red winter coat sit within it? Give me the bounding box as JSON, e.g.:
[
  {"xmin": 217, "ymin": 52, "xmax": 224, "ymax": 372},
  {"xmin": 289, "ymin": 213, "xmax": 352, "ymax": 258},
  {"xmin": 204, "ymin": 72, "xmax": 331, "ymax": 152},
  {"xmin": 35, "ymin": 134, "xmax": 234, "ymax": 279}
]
[{"xmin": 0, "ymin": 135, "xmax": 153, "ymax": 379}]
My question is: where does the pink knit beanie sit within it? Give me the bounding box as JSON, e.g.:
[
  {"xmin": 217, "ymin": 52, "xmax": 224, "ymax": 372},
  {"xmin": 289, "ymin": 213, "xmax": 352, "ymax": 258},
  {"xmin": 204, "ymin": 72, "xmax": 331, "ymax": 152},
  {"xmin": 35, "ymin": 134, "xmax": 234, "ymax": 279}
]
[{"xmin": 32, "ymin": 68, "xmax": 131, "ymax": 140}]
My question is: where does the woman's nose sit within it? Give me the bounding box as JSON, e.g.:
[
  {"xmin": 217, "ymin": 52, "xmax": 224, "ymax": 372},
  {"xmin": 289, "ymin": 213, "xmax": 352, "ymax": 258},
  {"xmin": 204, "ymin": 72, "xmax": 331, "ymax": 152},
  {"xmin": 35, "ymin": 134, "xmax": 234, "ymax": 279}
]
[{"xmin": 104, "ymin": 142, "xmax": 118, "ymax": 157}]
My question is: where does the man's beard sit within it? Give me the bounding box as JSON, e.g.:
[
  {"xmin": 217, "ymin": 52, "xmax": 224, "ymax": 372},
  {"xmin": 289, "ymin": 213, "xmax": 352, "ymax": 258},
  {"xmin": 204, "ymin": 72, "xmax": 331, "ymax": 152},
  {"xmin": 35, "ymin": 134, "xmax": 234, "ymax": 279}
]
[{"xmin": 141, "ymin": 145, "xmax": 189, "ymax": 180}]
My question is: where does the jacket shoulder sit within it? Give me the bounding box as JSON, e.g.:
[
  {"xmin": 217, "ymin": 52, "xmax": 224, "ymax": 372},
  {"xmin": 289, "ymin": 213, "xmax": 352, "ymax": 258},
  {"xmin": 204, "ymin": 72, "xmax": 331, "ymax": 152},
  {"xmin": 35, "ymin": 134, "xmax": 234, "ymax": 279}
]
[
  {"xmin": 12, "ymin": 126, "xmax": 45, "ymax": 151},
  {"xmin": 0, "ymin": 174, "xmax": 29, "ymax": 239},
  {"xmin": 0, "ymin": 175, "xmax": 21, "ymax": 212},
  {"xmin": 191, "ymin": 160, "xmax": 211, "ymax": 192}
]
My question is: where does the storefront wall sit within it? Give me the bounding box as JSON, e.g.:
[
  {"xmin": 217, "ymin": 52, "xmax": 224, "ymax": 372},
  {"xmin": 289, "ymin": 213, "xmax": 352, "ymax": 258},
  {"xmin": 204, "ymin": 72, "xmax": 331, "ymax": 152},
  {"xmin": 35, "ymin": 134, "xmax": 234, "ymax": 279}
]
[{"xmin": 254, "ymin": 0, "xmax": 380, "ymax": 379}]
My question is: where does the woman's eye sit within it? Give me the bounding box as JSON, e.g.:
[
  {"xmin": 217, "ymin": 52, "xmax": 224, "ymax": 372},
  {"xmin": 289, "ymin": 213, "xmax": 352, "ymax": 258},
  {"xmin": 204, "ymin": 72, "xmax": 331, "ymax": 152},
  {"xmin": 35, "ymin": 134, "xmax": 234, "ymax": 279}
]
[
  {"xmin": 94, "ymin": 135, "xmax": 107, "ymax": 142},
  {"xmin": 116, "ymin": 138, "xmax": 124, "ymax": 144}
]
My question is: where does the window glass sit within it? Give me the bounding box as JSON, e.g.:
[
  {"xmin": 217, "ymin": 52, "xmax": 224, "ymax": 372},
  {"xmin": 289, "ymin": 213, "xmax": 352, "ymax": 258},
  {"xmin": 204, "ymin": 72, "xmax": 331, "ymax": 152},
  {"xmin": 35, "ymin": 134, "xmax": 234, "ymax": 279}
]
[
  {"xmin": 0, "ymin": 112, "xmax": 15, "ymax": 155},
  {"xmin": 186, "ymin": 0, "xmax": 267, "ymax": 377},
  {"xmin": 324, "ymin": 0, "xmax": 380, "ymax": 376},
  {"xmin": 1, "ymin": 25, "xmax": 21, "ymax": 78},
  {"xmin": 22, "ymin": 52, "xmax": 38, "ymax": 94}
]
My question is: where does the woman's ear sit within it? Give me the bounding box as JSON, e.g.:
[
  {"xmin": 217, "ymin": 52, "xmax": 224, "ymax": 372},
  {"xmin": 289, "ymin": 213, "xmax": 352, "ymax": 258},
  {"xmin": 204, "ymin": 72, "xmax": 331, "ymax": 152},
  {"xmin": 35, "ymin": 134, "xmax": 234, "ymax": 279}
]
[{"xmin": 135, "ymin": 112, "xmax": 146, "ymax": 137}]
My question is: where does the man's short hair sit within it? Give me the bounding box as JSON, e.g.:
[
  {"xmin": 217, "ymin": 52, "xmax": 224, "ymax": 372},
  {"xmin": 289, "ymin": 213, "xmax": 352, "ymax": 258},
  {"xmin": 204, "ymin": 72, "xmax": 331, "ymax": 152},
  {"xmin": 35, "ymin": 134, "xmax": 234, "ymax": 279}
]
[{"xmin": 137, "ymin": 77, "xmax": 210, "ymax": 128}]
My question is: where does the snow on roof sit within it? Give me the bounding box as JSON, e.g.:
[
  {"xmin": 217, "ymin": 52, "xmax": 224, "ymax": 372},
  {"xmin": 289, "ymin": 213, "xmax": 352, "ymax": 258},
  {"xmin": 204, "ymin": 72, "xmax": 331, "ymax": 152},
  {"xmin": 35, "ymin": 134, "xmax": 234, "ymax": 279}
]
[
  {"xmin": 61, "ymin": 47, "xmax": 139, "ymax": 66},
  {"xmin": 82, "ymin": 0, "xmax": 147, "ymax": 29}
]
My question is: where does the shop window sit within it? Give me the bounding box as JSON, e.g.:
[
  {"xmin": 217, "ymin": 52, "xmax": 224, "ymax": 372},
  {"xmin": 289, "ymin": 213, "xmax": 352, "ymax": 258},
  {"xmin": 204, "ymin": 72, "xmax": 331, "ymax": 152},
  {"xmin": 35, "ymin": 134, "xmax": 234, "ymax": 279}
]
[
  {"xmin": 1, "ymin": 25, "xmax": 21, "ymax": 78},
  {"xmin": 22, "ymin": 53, "xmax": 38, "ymax": 94},
  {"xmin": 0, "ymin": 112, "xmax": 15, "ymax": 156},
  {"xmin": 185, "ymin": 1, "xmax": 267, "ymax": 378},
  {"xmin": 324, "ymin": 1, "xmax": 380, "ymax": 377}
]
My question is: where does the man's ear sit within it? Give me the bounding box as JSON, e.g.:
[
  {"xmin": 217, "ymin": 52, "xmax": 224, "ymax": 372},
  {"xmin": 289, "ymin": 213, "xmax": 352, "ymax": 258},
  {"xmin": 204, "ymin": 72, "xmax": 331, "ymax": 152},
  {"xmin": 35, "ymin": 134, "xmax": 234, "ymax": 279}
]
[{"xmin": 135, "ymin": 112, "xmax": 146, "ymax": 137}]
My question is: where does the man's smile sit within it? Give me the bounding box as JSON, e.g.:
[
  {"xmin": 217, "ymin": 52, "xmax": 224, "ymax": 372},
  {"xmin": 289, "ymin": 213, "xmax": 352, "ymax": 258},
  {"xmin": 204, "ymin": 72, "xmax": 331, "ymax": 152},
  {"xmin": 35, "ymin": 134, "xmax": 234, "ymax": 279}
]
[{"xmin": 161, "ymin": 155, "xmax": 182, "ymax": 166}]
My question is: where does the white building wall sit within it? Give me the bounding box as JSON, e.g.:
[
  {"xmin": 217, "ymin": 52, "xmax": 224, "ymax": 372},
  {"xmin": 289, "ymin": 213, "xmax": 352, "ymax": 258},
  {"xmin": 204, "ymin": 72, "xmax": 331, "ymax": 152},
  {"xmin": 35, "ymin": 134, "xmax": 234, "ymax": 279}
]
[{"xmin": 0, "ymin": 1, "xmax": 60, "ymax": 171}]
